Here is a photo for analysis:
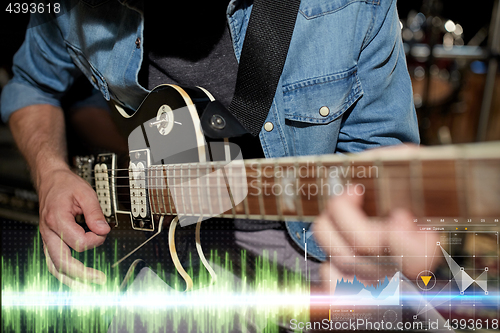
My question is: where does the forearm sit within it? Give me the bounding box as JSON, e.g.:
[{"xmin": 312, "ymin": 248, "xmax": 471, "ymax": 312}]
[{"xmin": 9, "ymin": 104, "xmax": 69, "ymax": 190}]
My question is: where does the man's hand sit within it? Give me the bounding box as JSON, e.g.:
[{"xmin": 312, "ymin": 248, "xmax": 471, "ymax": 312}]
[
  {"xmin": 38, "ymin": 167, "xmax": 111, "ymax": 288},
  {"xmin": 9, "ymin": 105, "xmax": 110, "ymax": 288},
  {"xmin": 313, "ymin": 185, "xmax": 439, "ymax": 293}
]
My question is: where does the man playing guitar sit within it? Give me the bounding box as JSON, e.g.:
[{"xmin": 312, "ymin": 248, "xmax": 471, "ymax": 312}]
[{"xmin": 1, "ymin": 1, "xmax": 433, "ymax": 331}]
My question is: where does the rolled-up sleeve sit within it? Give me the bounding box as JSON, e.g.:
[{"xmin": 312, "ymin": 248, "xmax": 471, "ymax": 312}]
[
  {"xmin": 1, "ymin": 12, "xmax": 81, "ymax": 123},
  {"xmin": 336, "ymin": 0, "xmax": 419, "ymax": 153}
]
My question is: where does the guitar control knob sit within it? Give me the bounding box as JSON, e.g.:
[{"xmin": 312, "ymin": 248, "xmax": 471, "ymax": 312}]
[
  {"xmin": 151, "ymin": 104, "xmax": 175, "ymax": 136},
  {"xmin": 211, "ymin": 114, "xmax": 226, "ymax": 130}
]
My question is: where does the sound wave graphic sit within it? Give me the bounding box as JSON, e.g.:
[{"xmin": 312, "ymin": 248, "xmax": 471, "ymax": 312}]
[
  {"xmin": 1, "ymin": 233, "xmax": 309, "ymax": 333},
  {"xmin": 331, "ymin": 272, "xmax": 400, "ymax": 305}
]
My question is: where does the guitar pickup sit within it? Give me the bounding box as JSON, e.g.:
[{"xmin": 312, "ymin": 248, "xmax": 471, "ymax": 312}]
[
  {"xmin": 129, "ymin": 149, "xmax": 154, "ymax": 231},
  {"xmin": 94, "ymin": 153, "xmax": 118, "ymax": 227}
]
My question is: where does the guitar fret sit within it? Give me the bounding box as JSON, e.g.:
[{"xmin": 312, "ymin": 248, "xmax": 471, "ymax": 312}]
[
  {"xmin": 343, "ymin": 160, "xmax": 352, "ymax": 182},
  {"xmin": 196, "ymin": 164, "xmax": 203, "ymax": 218},
  {"xmin": 374, "ymin": 160, "xmax": 390, "ymax": 216},
  {"xmin": 242, "ymin": 165, "xmax": 250, "ymax": 219},
  {"xmin": 216, "ymin": 162, "xmax": 225, "ymax": 217},
  {"xmin": 278, "ymin": 163, "xmax": 295, "ymax": 216},
  {"xmin": 258, "ymin": 162, "xmax": 266, "ymax": 219},
  {"xmin": 187, "ymin": 164, "xmax": 195, "ymax": 215},
  {"xmin": 151, "ymin": 165, "xmax": 156, "ymax": 214},
  {"xmin": 316, "ymin": 161, "xmax": 324, "ymax": 213},
  {"xmin": 166, "ymin": 165, "xmax": 174, "ymax": 214},
  {"xmin": 155, "ymin": 165, "xmax": 162, "ymax": 214},
  {"xmin": 147, "ymin": 164, "xmax": 156, "ymax": 214},
  {"xmin": 228, "ymin": 162, "xmax": 237, "ymax": 219},
  {"xmin": 180, "ymin": 165, "xmax": 188, "ymax": 215},
  {"xmin": 173, "ymin": 165, "xmax": 180, "ymax": 214},
  {"xmin": 410, "ymin": 159, "xmax": 425, "ymax": 217},
  {"xmin": 243, "ymin": 192, "xmax": 250, "ymax": 219},
  {"xmin": 152, "ymin": 166, "xmax": 157, "ymax": 214},
  {"xmin": 456, "ymin": 159, "xmax": 469, "ymax": 218},
  {"xmin": 159, "ymin": 165, "xmax": 167, "ymax": 215},
  {"xmin": 150, "ymin": 165, "xmax": 156, "ymax": 214},
  {"xmin": 206, "ymin": 163, "xmax": 213, "ymax": 217},
  {"xmin": 274, "ymin": 162, "xmax": 283, "ymax": 220},
  {"xmin": 294, "ymin": 161, "xmax": 303, "ymax": 220}
]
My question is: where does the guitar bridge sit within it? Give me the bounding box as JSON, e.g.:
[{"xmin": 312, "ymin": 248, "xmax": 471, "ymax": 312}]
[{"xmin": 74, "ymin": 155, "xmax": 94, "ymax": 186}]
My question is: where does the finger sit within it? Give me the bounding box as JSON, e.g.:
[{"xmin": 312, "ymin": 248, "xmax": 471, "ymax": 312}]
[
  {"xmin": 316, "ymin": 195, "xmax": 403, "ymax": 278},
  {"xmin": 386, "ymin": 209, "xmax": 440, "ymax": 277},
  {"xmin": 48, "ymin": 209, "xmax": 107, "ymax": 251},
  {"xmin": 314, "ymin": 212, "xmax": 372, "ymax": 275},
  {"xmin": 43, "ymin": 241, "xmax": 92, "ymax": 290},
  {"xmin": 75, "ymin": 186, "xmax": 111, "ymax": 236},
  {"xmin": 314, "ymin": 213, "xmax": 396, "ymax": 293},
  {"xmin": 314, "ymin": 210, "xmax": 372, "ymax": 259},
  {"xmin": 385, "ymin": 209, "xmax": 417, "ymax": 256},
  {"xmin": 388, "ymin": 209, "xmax": 416, "ymax": 231},
  {"xmin": 324, "ymin": 189, "xmax": 378, "ymax": 250},
  {"xmin": 313, "ymin": 211, "xmax": 353, "ymax": 258},
  {"xmin": 325, "ymin": 188, "xmax": 365, "ymax": 232},
  {"xmin": 43, "ymin": 229, "xmax": 106, "ymax": 284}
]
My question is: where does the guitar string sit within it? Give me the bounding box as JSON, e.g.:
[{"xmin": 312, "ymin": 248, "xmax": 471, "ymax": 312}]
[
  {"xmin": 88, "ymin": 168, "xmax": 494, "ymax": 180},
  {"xmin": 85, "ymin": 160, "xmax": 500, "ymax": 174},
  {"xmin": 85, "ymin": 164, "xmax": 500, "ymax": 174},
  {"xmin": 91, "ymin": 182, "xmax": 476, "ymax": 188},
  {"xmin": 90, "ymin": 183, "xmax": 476, "ymax": 198},
  {"xmin": 88, "ymin": 171, "xmax": 494, "ymax": 187},
  {"xmin": 88, "ymin": 176, "xmax": 486, "ymax": 181}
]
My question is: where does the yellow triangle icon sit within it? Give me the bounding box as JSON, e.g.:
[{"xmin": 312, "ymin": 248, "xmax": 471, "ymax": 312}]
[{"xmin": 421, "ymin": 276, "xmax": 432, "ymax": 286}]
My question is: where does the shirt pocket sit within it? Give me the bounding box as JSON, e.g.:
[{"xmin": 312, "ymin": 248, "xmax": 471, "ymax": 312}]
[
  {"xmin": 283, "ymin": 66, "xmax": 362, "ymax": 125},
  {"xmin": 282, "ymin": 66, "xmax": 363, "ymax": 155},
  {"xmin": 65, "ymin": 41, "xmax": 110, "ymax": 101}
]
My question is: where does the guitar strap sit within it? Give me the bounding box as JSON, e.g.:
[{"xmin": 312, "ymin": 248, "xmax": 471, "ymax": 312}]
[{"xmin": 201, "ymin": 0, "xmax": 302, "ymax": 138}]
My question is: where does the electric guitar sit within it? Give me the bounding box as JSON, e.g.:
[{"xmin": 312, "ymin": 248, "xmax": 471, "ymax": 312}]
[{"xmin": 73, "ymin": 84, "xmax": 500, "ymax": 291}]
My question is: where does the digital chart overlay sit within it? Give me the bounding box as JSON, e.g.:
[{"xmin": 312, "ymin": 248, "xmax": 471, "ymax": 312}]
[{"xmin": 306, "ymin": 229, "xmax": 499, "ymax": 326}]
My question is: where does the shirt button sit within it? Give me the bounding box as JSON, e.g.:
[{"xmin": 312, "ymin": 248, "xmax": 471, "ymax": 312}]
[
  {"xmin": 135, "ymin": 37, "xmax": 141, "ymax": 48},
  {"xmin": 319, "ymin": 106, "xmax": 330, "ymax": 117},
  {"xmin": 264, "ymin": 121, "xmax": 274, "ymax": 132},
  {"xmin": 295, "ymin": 231, "xmax": 301, "ymax": 240},
  {"xmin": 91, "ymin": 75, "xmax": 97, "ymax": 84}
]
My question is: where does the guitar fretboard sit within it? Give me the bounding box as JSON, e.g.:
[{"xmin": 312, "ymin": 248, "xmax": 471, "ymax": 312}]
[{"xmin": 144, "ymin": 142, "xmax": 500, "ymax": 221}]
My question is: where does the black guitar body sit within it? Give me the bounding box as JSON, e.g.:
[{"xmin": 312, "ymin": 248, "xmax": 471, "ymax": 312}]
[{"xmin": 79, "ymin": 85, "xmax": 242, "ymax": 291}]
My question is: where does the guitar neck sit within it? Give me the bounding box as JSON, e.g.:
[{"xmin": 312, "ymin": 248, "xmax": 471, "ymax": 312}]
[{"xmin": 147, "ymin": 142, "xmax": 500, "ymax": 221}]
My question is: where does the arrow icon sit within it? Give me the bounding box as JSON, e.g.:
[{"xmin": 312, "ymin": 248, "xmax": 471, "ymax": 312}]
[{"xmin": 420, "ymin": 276, "xmax": 432, "ymax": 286}]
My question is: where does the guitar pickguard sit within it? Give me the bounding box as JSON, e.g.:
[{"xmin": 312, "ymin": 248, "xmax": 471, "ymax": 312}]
[{"xmin": 75, "ymin": 85, "xmax": 236, "ymax": 291}]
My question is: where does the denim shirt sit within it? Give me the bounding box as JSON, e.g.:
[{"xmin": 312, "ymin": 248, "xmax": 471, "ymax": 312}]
[{"xmin": 0, "ymin": 0, "xmax": 419, "ymax": 261}]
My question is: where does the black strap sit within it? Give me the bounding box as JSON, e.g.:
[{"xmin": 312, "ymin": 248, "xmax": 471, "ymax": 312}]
[{"xmin": 202, "ymin": 0, "xmax": 302, "ymax": 138}]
